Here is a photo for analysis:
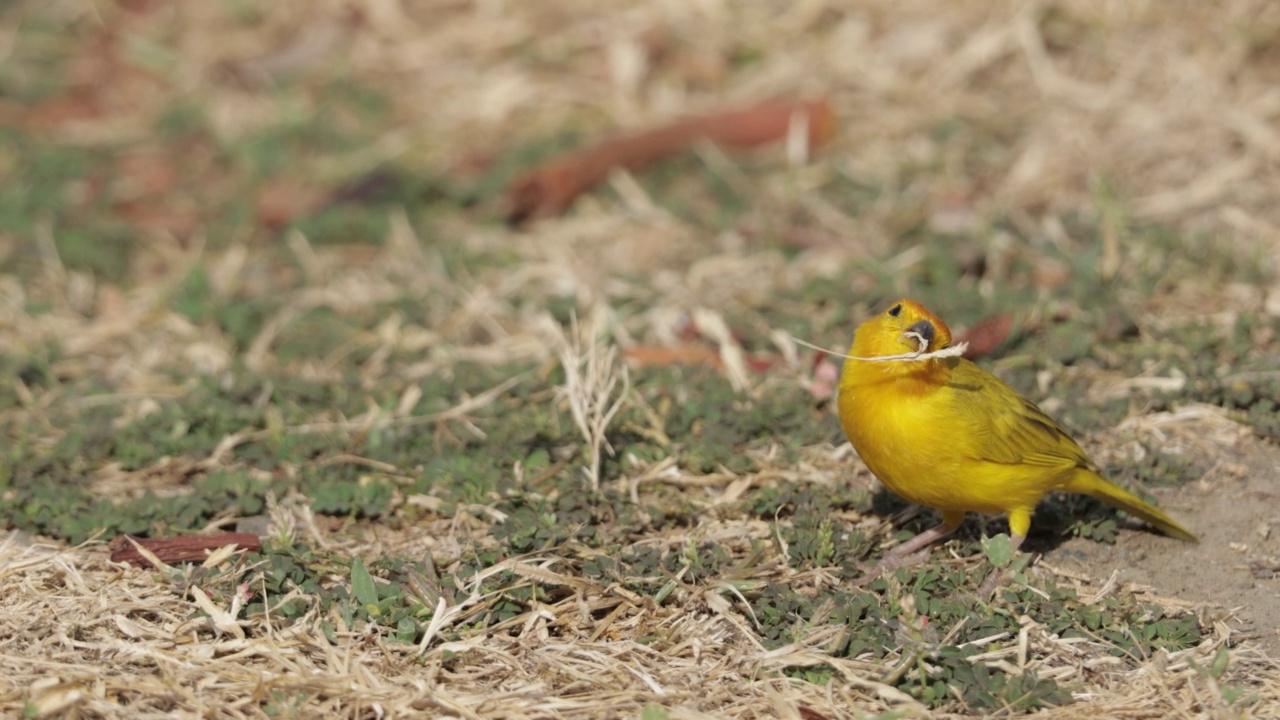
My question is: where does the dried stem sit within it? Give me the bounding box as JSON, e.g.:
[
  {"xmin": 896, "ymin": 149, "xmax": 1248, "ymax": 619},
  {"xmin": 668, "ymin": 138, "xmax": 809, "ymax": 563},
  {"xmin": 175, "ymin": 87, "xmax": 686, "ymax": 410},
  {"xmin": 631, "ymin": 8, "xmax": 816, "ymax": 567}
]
[{"xmin": 549, "ymin": 315, "xmax": 631, "ymax": 493}]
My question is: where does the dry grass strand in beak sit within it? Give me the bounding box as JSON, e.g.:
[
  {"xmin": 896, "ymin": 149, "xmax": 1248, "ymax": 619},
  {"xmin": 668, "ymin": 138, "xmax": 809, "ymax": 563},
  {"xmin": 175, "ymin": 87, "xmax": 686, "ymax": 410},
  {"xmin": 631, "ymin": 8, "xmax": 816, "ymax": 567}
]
[{"xmin": 791, "ymin": 336, "xmax": 968, "ymax": 363}]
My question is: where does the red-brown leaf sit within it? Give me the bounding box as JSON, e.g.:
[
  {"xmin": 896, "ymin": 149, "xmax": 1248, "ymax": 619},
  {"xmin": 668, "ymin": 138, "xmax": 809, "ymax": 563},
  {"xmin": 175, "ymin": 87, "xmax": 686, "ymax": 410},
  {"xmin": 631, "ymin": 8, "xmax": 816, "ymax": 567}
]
[
  {"xmin": 506, "ymin": 97, "xmax": 836, "ymax": 223},
  {"xmin": 958, "ymin": 314, "xmax": 1015, "ymax": 360}
]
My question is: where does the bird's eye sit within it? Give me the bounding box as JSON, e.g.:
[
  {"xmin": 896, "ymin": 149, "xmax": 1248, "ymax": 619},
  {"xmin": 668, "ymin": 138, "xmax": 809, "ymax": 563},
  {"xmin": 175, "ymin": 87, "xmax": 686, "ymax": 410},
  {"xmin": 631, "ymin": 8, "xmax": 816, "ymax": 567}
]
[{"xmin": 888, "ymin": 303, "xmax": 903, "ymax": 317}]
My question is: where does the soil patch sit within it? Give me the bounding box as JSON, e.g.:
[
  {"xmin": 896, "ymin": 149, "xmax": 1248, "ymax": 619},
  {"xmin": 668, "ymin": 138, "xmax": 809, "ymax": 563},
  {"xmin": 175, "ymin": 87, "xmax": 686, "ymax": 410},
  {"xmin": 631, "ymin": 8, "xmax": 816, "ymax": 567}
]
[{"xmin": 1044, "ymin": 436, "xmax": 1280, "ymax": 655}]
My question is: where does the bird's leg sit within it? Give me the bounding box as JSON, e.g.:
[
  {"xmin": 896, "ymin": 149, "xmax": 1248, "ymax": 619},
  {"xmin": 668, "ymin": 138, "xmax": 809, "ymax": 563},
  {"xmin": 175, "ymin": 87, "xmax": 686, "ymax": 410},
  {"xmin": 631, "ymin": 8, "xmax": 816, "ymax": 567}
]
[
  {"xmin": 879, "ymin": 520, "xmax": 960, "ymax": 569},
  {"xmin": 854, "ymin": 513, "xmax": 964, "ymax": 586},
  {"xmin": 976, "ymin": 532, "xmax": 1026, "ymax": 597}
]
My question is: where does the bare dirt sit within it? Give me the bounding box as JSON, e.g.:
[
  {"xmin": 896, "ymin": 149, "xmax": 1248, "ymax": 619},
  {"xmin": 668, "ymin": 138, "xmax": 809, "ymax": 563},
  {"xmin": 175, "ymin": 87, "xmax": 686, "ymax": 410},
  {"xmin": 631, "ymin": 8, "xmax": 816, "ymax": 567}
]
[{"xmin": 1045, "ymin": 435, "xmax": 1280, "ymax": 655}]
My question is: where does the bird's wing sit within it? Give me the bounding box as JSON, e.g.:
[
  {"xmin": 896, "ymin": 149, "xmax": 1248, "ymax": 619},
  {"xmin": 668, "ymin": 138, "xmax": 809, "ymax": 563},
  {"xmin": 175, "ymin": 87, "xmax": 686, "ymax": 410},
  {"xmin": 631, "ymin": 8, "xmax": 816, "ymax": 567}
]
[{"xmin": 949, "ymin": 361, "xmax": 1092, "ymax": 470}]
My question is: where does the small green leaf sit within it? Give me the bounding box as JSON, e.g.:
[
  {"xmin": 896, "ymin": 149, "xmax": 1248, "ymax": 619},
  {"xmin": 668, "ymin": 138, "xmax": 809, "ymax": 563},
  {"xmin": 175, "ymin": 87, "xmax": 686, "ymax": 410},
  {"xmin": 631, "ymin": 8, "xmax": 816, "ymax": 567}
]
[
  {"xmin": 1210, "ymin": 646, "xmax": 1230, "ymax": 679},
  {"xmin": 654, "ymin": 579, "xmax": 677, "ymax": 604},
  {"xmin": 351, "ymin": 557, "xmax": 379, "ymax": 607},
  {"xmin": 640, "ymin": 705, "xmax": 668, "ymax": 720},
  {"xmin": 982, "ymin": 534, "xmax": 1014, "ymax": 568},
  {"xmin": 396, "ymin": 617, "xmax": 417, "ymax": 644}
]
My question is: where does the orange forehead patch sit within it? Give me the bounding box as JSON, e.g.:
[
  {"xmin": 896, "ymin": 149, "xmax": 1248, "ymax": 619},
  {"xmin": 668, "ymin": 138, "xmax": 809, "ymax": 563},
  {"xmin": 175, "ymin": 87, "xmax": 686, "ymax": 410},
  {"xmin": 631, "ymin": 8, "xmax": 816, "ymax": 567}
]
[{"xmin": 884, "ymin": 299, "xmax": 953, "ymax": 346}]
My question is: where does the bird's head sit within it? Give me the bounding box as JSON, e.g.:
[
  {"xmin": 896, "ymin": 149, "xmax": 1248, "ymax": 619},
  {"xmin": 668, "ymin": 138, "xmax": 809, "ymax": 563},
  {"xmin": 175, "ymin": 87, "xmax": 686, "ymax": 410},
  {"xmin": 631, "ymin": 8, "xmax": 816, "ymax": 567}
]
[{"xmin": 852, "ymin": 299, "xmax": 953, "ymax": 358}]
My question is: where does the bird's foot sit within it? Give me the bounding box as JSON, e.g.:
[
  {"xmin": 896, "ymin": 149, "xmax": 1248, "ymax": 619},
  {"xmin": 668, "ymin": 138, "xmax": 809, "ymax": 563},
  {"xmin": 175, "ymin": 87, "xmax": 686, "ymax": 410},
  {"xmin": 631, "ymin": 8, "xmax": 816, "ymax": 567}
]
[
  {"xmin": 883, "ymin": 548, "xmax": 936, "ymax": 569},
  {"xmin": 852, "ymin": 548, "xmax": 937, "ymax": 587},
  {"xmin": 975, "ymin": 567, "xmax": 1006, "ymax": 598},
  {"xmin": 974, "ymin": 533, "xmax": 1027, "ymax": 598},
  {"xmin": 852, "ymin": 521, "xmax": 962, "ymax": 588}
]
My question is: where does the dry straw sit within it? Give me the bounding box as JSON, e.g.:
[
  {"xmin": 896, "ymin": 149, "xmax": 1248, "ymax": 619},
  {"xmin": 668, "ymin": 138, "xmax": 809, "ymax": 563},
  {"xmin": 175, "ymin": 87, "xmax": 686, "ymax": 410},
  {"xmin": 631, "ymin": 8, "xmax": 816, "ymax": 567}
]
[
  {"xmin": 3, "ymin": 529, "xmax": 1279, "ymax": 718},
  {"xmin": 546, "ymin": 312, "xmax": 632, "ymax": 493},
  {"xmin": 792, "ymin": 335, "xmax": 970, "ymax": 364}
]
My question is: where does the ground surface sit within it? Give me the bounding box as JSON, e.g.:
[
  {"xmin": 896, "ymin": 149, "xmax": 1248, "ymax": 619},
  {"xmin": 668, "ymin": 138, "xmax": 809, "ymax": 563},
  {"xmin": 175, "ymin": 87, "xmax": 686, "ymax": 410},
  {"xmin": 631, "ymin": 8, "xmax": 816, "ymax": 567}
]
[
  {"xmin": 3, "ymin": 1, "xmax": 1280, "ymax": 718},
  {"xmin": 1046, "ymin": 436, "xmax": 1280, "ymax": 654}
]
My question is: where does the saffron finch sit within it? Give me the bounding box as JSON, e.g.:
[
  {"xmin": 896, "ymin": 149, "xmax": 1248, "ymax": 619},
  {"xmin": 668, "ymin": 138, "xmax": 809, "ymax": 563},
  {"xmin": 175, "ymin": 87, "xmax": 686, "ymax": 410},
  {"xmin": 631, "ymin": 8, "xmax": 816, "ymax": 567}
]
[{"xmin": 837, "ymin": 299, "xmax": 1197, "ymax": 579}]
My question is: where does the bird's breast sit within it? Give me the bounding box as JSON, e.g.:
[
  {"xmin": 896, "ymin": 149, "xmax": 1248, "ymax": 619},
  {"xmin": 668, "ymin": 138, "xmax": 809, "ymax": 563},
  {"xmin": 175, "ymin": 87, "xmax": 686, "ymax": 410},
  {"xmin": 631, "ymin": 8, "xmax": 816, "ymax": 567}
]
[{"xmin": 837, "ymin": 378, "xmax": 957, "ymax": 502}]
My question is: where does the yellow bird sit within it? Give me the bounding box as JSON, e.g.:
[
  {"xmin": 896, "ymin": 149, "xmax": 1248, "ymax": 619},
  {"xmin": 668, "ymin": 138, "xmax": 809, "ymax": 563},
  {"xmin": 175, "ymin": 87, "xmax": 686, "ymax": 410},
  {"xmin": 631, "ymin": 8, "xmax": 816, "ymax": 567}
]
[{"xmin": 837, "ymin": 299, "xmax": 1196, "ymax": 578}]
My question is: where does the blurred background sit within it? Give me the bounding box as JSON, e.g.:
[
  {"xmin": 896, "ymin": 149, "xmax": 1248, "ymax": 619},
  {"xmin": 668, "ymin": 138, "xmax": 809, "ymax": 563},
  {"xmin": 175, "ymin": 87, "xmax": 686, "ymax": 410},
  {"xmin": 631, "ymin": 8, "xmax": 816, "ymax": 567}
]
[{"xmin": 5, "ymin": 1, "xmax": 1277, "ymax": 323}]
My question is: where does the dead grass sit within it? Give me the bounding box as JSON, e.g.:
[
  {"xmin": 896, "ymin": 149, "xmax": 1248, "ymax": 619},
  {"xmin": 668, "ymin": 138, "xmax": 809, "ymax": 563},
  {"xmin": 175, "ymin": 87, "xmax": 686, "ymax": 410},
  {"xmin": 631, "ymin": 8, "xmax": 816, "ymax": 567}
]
[
  {"xmin": 2, "ymin": 530, "xmax": 1278, "ymax": 719},
  {"xmin": 5, "ymin": 0, "xmax": 1280, "ymax": 717},
  {"xmin": 547, "ymin": 313, "xmax": 631, "ymax": 493}
]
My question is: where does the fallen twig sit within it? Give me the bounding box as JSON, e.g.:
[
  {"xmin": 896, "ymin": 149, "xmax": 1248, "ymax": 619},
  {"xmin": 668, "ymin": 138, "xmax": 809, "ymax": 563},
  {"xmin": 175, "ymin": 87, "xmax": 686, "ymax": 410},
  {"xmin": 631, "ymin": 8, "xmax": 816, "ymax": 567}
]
[{"xmin": 507, "ymin": 97, "xmax": 836, "ymax": 222}]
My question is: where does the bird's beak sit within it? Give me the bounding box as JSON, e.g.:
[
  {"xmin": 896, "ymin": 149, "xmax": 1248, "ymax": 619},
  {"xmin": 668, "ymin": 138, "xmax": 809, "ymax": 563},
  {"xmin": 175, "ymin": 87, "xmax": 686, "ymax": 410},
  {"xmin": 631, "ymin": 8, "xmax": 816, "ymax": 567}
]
[{"xmin": 904, "ymin": 319, "xmax": 935, "ymax": 351}]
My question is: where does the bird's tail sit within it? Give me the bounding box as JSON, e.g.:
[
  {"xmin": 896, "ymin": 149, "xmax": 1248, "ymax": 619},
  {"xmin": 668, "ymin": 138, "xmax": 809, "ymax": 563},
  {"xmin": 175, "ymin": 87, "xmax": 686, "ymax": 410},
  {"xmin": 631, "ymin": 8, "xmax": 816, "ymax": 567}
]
[{"xmin": 1065, "ymin": 469, "xmax": 1198, "ymax": 542}]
